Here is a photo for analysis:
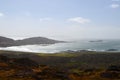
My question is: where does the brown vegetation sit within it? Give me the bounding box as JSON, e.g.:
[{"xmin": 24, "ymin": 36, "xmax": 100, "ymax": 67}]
[{"xmin": 0, "ymin": 51, "xmax": 120, "ymax": 80}]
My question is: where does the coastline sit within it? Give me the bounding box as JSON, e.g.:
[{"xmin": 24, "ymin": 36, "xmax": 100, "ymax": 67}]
[{"xmin": 0, "ymin": 39, "xmax": 120, "ymax": 53}]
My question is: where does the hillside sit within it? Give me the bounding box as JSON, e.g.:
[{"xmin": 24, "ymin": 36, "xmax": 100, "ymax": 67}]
[
  {"xmin": 15, "ymin": 37, "xmax": 64, "ymax": 45},
  {"xmin": 1, "ymin": 50, "xmax": 120, "ymax": 69},
  {"xmin": 0, "ymin": 50, "xmax": 120, "ymax": 80},
  {"xmin": 0, "ymin": 36, "xmax": 15, "ymax": 47},
  {"xmin": 0, "ymin": 36, "xmax": 64, "ymax": 47}
]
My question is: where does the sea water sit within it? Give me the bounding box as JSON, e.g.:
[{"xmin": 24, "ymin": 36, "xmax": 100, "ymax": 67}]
[{"xmin": 0, "ymin": 39, "xmax": 120, "ymax": 53}]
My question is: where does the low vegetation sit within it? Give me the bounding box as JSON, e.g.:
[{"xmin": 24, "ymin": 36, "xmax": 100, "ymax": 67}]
[{"xmin": 0, "ymin": 50, "xmax": 120, "ymax": 80}]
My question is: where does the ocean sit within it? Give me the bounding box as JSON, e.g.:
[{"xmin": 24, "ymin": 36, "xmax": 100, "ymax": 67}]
[{"xmin": 0, "ymin": 39, "xmax": 120, "ymax": 53}]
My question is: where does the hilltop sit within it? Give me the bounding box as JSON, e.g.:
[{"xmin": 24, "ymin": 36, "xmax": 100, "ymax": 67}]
[{"xmin": 0, "ymin": 36, "xmax": 65, "ymax": 47}]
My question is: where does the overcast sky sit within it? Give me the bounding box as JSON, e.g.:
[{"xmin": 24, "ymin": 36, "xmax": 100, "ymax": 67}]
[{"xmin": 0, "ymin": 0, "xmax": 120, "ymax": 40}]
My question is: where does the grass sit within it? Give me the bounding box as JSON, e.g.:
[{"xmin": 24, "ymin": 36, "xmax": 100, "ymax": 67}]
[{"xmin": 1, "ymin": 50, "xmax": 120, "ymax": 80}]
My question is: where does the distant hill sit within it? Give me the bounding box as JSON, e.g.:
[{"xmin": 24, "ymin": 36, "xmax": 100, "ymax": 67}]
[
  {"xmin": 0, "ymin": 36, "xmax": 15, "ymax": 47},
  {"xmin": 0, "ymin": 36, "xmax": 65, "ymax": 47}
]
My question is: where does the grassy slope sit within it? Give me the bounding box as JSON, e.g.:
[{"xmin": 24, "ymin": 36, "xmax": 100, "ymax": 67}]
[
  {"xmin": 1, "ymin": 50, "xmax": 120, "ymax": 80},
  {"xmin": 1, "ymin": 50, "xmax": 120, "ymax": 69}
]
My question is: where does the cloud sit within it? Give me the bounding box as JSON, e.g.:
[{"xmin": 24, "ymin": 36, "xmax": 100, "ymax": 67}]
[
  {"xmin": 110, "ymin": 4, "xmax": 119, "ymax": 8},
  {"xmin": 68, "ymin": 17, "xmax": 91, "ymax": 24},
  {"xmin": 39, "ymin": 17, "xmax": 52, "ymax": 22},
  {"xmin": 0, "ymin": 13, "xmax": 4, "ymax": 17}
]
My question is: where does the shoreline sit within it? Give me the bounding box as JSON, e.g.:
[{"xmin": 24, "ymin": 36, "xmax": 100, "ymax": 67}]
[{"xmin": 0, "ymin": 50, "xmax": 120, "ymax": 54}]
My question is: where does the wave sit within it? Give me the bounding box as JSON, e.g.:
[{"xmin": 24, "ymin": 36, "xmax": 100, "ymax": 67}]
[
  {"xmin": 0, "ymin": 45, "xmax": 60, "ymax": 53},
  {"xmin": 0, "ymin": 40, "xmax": 120, "ymax": 53},
  {"xmin": 0, "ymin": 45, "xmax": 118, "ymax": 53}
]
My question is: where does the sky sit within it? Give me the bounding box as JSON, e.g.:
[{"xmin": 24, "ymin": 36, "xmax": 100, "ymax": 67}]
[{"xmin": 0, "ymin": 0, "xmax": 120, "ymax": 40}]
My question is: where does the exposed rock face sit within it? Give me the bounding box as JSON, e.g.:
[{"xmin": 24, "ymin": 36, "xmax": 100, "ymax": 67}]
[{"xmin": 0, "ymin": 36, "xmax": 65, "ymax": 47}]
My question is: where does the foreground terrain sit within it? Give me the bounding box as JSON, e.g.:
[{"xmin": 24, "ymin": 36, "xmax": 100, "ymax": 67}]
[{"xmin": 0, "ymin": 50, "xmax": 120, "ymax": 80}]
